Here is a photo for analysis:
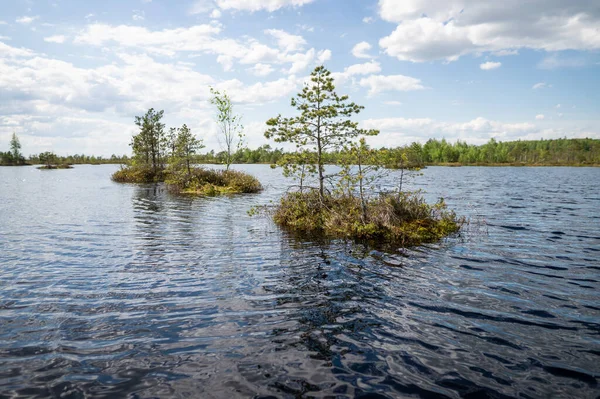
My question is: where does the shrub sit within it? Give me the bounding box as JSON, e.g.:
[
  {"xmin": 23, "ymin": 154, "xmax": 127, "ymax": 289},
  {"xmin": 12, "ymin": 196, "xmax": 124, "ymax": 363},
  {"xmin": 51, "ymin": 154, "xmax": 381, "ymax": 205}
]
[
  {"xmin": 111, "ymin": 166, "xmax": 164, "ymax": 183},
  {"xmin": 272, "ymin": 190, "xmax": 463, "ymax": 247},
  {"xmin": 165, "ymin": 167, "xmax": 262, "ymax": 195}
]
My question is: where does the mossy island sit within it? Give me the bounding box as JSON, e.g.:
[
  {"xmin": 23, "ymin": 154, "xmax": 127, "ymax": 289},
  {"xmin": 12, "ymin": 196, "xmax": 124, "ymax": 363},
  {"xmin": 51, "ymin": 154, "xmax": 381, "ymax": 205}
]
[
  {"xmin": 35, "ymin": 151, "xmax": 73, "ymax": 169},
  {"xmin": 111, "ymin": 90, "xmax": 262, "ymax": 195},
  {"xmin": 257, "ymin": 66, "xmax": 463, "ymax": 248},
  {"xmin": 37, "ymin": 164, "xmax": 73, "ymax": 170}
]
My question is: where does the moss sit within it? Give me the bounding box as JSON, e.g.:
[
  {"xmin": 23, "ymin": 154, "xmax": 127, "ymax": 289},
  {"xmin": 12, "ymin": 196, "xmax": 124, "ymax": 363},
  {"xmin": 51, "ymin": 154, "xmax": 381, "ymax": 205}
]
[
  {"xmin": 165, "ymin": 167, "xmax": 262, "ymax": 195},
  {"xmin": 111, "ymin": 166, "xmax": 165, "ymax": 183},
  {"xmin": 272, "ymin": 190, "xmax": 463, "ymax": 247}
]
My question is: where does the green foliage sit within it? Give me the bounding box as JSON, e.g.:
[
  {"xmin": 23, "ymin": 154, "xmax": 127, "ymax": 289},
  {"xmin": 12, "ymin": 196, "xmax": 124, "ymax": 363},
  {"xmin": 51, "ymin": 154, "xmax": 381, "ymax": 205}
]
[
  {"xmin": 165, "ymin": 168, "xmax": 262, "ymax": 195},
  {"xmin": 260, "ymin": 66, "xmax": 460, "ymax": 249},
  {"xmin": 111, "ymin": 165, "xmax": 165, "ymax": 183},
  {"xmin": 406, "ymin": 137, "xmax": 600, "ymax": 166},
  {"xmin": 1, "ymin": 133, "xmax": 26, "ymax": 166},
  {"xmin": 210, "ymin": 88, "xmax": 245, "ymax": 171},
  {"xmin": 265, "ymin": 65, "xmax": 379, "ymax": 198},
  {"xmin": 273, "ymin": 190, "xmax": 463, "ymax": 247},
  {"xmin": 131, "ymin": 108, "xmax": 167, "ymax": 172},
  {"xmin": 169, "ymin": 124, "xmax": 204, "ymax": 174}
]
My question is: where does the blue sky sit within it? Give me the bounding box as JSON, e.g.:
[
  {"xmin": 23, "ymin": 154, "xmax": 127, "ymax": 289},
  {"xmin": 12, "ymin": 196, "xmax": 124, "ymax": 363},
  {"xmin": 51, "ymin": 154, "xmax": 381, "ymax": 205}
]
[{"xmin": 1, "ymin": 0, "xmax": 599, "ymax": 156}]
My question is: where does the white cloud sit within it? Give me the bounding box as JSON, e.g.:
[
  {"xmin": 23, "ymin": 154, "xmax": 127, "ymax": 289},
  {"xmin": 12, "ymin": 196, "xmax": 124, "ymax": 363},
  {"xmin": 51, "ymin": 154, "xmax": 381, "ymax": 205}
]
[
  {"xmin": 248, "ymin": 63, "xmax": 274, "ymax": 76},
  {"xmin": 536, "ymin": 114, "xmax": 545, "ymax": 120},
  {"xmin": 265, "ymin": 29, "xmax": 306, "ymax": 52},
  {"xmin": 16, "ymin": 16, "xmax": 39, "ymax": 24},
  {"xmin": 0, "ymin": 41, "xmax": 305, "ymax": 155},
  {"xmin": 378, "ymin": 0, "xmax": 600, "ymax": 62},
  {"xmin": 132, "ymin": 11, "xmax": 145, "ymax": 21},
  {"xmin": 480, "ymin": 61, "xmax": 501, "ymax": 70},
  {"xmin": 555, "ymin": 104, "xmax": 561, "ymax": 108},
  {"xmin": 74, "ymin": 24, "xmax": 323, "ymax": 74},
  {"xmin": 44, "ymin": 35, "xmax": 66, "ymax": 44},
  {"xmin": 332, "ymin": 61, "xmax": 382, "ymax": 85},
  {"xmin": 363, "ymin": 17, "xmax": 374, "ymax": 24},
  {"xmin": 361, "ymin": 116, "xmax": 586, "ymax": 147},
  {"xmin": 352, "ymin": 41, "xmax": 373, "ymax": 59},
  {"xmin": 317, "ymin": 49, "xmax": 332, "ymax": 65},
  {"xmin": 190, "ymin": 0, "xmax": 316, "ymax": 13},
  {"xmin": 532, "ymin": 82, "xmax": 551, "ymax": 89},
  {"xmin": 297, "ymin": 24, "xmax": 314, "ymax": 32},
  {"xmin": 538, "ymin": 53, "xmax": 587, "ymax": 69},
  {"xmin": 359, "ymin": 74, "xmax": 425, "ymax": 96},
  {"xmin": 214, "ymin": 76, "xmax": 300, "ymax": 104},
  {"xmin": 210, "ymin": 9, "xmax": 222, "ymax": 18},
  {"xmin": 384, "ymin": 101, "xmax": 403, "ymax": 106}
]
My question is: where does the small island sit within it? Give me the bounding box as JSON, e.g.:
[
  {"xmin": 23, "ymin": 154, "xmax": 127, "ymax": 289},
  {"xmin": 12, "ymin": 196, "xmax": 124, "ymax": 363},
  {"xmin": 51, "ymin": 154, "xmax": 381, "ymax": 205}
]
[
  {"xmin": 259, "ymin": 66, "xmax": 463, "ymax": 247},
  {"xmin": 112, "ymin": 90, "xmax": 262, "ymax": 195}
]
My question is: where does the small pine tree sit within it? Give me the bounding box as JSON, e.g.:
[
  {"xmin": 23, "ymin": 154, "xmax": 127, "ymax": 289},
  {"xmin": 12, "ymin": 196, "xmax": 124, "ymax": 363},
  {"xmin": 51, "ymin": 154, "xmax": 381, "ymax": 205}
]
[{"xmin": 265, "ymin": 65, "xmax": 378, "ymax": 198}]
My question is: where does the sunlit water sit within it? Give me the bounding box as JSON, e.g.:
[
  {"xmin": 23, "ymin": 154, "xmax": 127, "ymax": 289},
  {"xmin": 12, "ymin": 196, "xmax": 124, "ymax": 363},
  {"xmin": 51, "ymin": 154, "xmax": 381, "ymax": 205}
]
[{"xmin": 0, "ymin": 164, "xmax": 599, "ymax": 398}]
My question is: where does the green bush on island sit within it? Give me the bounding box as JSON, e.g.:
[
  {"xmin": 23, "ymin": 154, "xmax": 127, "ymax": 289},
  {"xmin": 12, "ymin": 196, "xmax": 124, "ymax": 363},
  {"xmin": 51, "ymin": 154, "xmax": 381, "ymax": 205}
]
[
  {"xmin": 111, "ymin": 105, "xmax": 262, "ymax": 195},
  {"xmin": 37, "ymin": 164, "xmax": 73, "ymax": 170},
  {"xmin": 261, "ymin": 65, "xmax": 463, "ymax": 247},
  {"xmin": 34, "ymin": 151, "xmax": 73, "ymax": 170},
  {"xmin": 273, "ymin": 190, "xmax": 462, "ymax": 246},
  {"xmin": 111, "ymin": 165, "xmax": 164, "ymax": 183},
  {"xmin": 165, "ymin": 168, "xmax": 262, "ymax": 195}
]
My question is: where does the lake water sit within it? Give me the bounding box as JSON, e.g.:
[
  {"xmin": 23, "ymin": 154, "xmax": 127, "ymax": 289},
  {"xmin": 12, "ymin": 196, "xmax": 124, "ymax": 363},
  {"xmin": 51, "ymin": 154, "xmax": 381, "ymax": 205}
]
[{"xmin": 0, "ymin": 164, "xmax": 599, "ymax": 398}]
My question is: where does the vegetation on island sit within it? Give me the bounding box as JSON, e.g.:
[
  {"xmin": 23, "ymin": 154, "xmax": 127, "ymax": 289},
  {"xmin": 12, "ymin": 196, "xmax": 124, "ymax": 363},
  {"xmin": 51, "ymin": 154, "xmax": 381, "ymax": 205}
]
[
  {"xmin": 260, "ymin": 66, "xmax": 463, "ymax": 247},
  {"xmin": 0, "ymin": 133, "xmax": 28, "ymax": 166},
  {"xmin": 112, "ymin": 91, "xmax": 261, "ymax": 195},
  {"xmin": 35, "ymin": 151, "xmax": 73, "ymax": 169}
]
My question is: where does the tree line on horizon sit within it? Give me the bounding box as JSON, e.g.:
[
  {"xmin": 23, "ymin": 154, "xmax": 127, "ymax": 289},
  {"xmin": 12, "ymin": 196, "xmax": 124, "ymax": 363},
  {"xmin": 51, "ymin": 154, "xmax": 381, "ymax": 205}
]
[{"xmin": 3, "ymin": 136, "xmax": 600, "ymax": 168}]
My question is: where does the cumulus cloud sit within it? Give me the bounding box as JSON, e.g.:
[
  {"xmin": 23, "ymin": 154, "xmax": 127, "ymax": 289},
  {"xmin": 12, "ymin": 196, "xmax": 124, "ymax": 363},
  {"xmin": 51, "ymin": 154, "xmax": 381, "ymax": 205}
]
[
  {"xmin": 359, "ymin": 74, "xmax": 425, "ymax": 96},
  {"xmin": 317, "ymin": 49, "xmax": 332, "ymax": 64},
  {"xmin": 0, "ymin": 41, "xmax": 305, "ymax": 155},
  {"xmin": 536, "ymin": 114, "xmax": 545, "ymax": 120},
  {"xmin": 378, "ymin": 0, "xmax": 600, "ymax": 62},
  {"xmin": 248, "ymin": 63, "xmax": 274, "ymax": 76},
  {"xmin": 75, "ymin": 24, "xmax": 325, "ymax": 74},
  {"xmin": 480, "ymin": 61, "xmax": 501, "ymax": 70},
  {"xmin": 265, "ymin": 29, "xmax": 306, "ymax": 52},
  {"xmin": 352, "ymin": 41, "xmax": 373, "ymax": 59},
  {"xmin": 331, "ymin": 61, "xmax": 382, "ymax": 85}
]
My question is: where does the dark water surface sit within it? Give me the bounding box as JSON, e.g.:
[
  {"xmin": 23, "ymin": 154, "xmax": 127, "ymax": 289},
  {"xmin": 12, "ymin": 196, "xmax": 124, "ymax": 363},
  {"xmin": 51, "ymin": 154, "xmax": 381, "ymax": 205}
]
[{"xmin": 0, "ymin": 165, "xmax": 599, "ymax": 398}]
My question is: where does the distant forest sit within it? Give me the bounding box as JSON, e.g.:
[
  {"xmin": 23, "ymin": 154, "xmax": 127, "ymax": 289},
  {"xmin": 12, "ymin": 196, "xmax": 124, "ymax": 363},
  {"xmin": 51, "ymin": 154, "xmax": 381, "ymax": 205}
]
[{"xmin": 3, "ymin": 137, "xmax": 599, "ymax": 167}]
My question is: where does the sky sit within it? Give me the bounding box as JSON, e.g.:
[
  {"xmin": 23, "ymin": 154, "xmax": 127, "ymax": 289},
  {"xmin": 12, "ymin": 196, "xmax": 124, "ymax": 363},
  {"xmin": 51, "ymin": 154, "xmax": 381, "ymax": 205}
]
[{"xmin": 1, "ymin": 0, "xmax": 599, "ymax": 156}]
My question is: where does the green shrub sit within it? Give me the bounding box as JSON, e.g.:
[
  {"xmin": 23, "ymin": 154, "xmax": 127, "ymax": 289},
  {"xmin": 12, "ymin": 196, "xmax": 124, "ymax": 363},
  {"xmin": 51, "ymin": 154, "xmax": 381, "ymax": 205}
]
[
  {"xmin": 165, "ymin": 167, "xmax": 262, "ymax": 195},
  {"xmin": 272, "ymin": 190, "xmax": 463, "ymax": 247},
  {"xmin": 111, "ymin": 166, "xmax": 164, "ymax": 183}
]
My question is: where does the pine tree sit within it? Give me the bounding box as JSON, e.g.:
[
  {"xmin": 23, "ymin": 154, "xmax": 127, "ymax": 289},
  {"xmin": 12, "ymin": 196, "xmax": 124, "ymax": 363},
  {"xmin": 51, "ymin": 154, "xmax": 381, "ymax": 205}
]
[{"xmin": 265, "ymin": 65, "xmax": 378, "ymax": 198}]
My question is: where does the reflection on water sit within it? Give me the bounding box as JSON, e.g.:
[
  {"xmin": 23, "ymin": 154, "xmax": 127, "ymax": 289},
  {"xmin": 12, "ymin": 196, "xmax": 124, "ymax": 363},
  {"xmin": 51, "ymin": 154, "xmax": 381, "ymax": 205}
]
[{"xmin": 0, "ymin": 164, "xmax": 599, "ymax": 398}]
